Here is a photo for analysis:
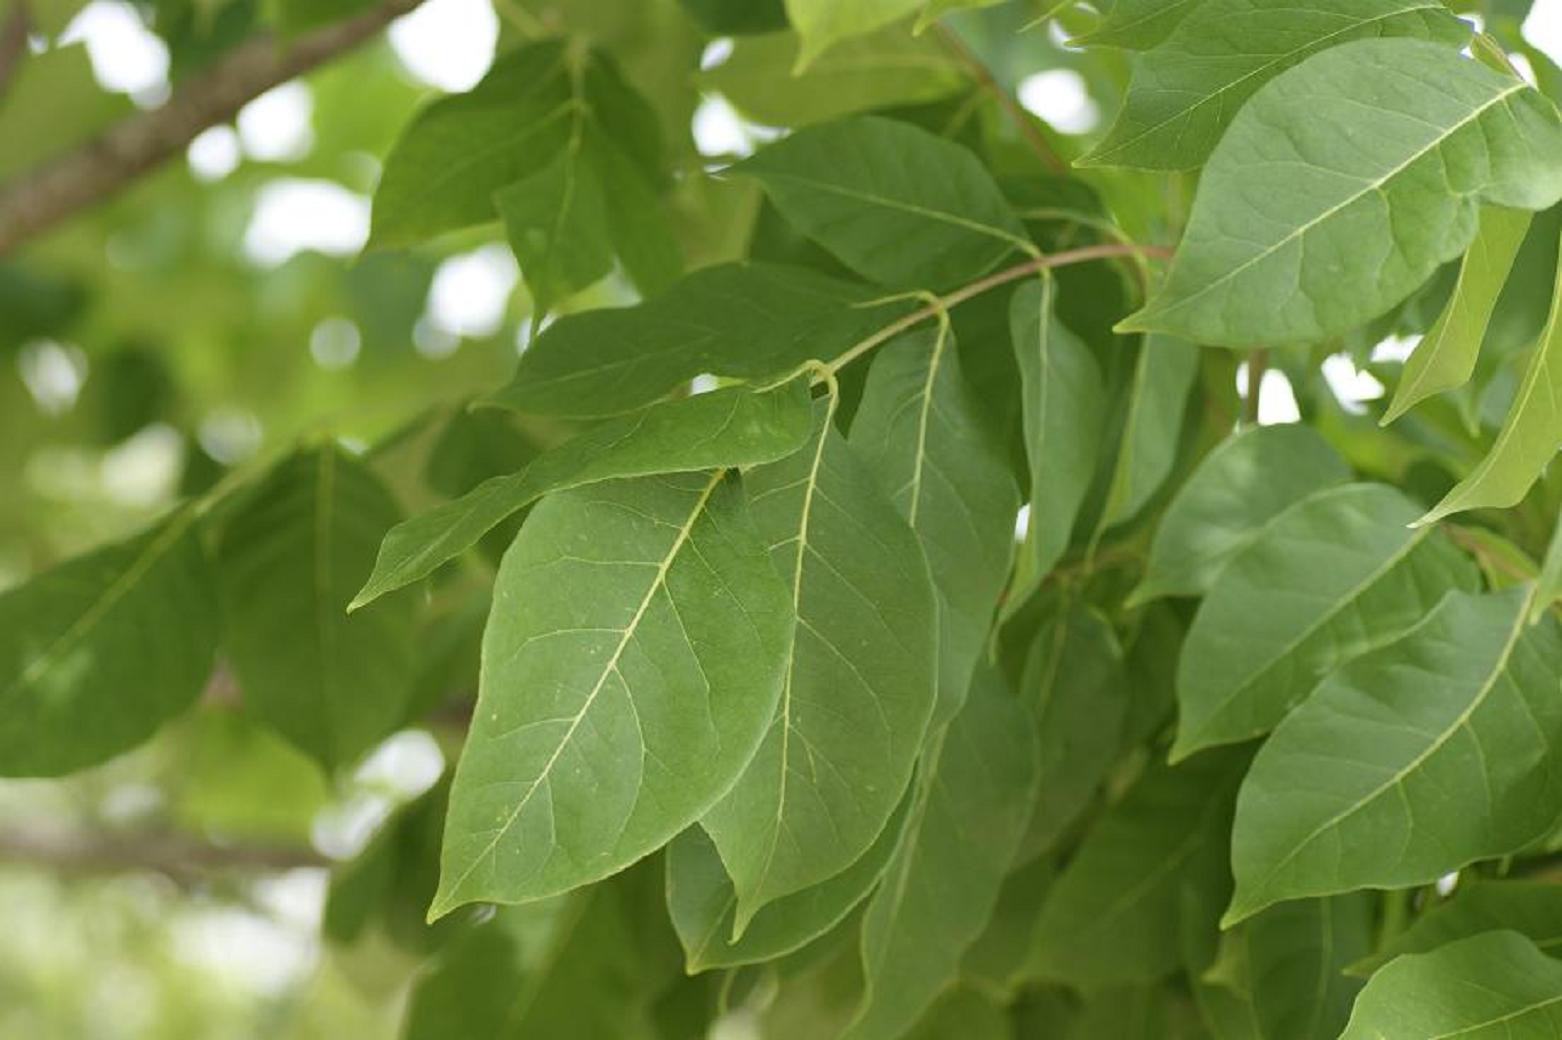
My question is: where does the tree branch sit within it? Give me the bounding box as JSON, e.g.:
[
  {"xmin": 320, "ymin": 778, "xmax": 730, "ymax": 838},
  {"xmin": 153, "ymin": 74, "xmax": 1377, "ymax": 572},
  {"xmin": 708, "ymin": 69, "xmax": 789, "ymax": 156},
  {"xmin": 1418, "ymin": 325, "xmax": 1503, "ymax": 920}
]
[
  {"xmin": 0, "ymin": 827, "xmax": 328, "ymax": 879},
  {"xmin": 0, "ymin": 0, "xmax": 425, "ymax": 256},
  {"xmin": 933, "ymin": 22, "xmax": 1070, "ymax": 176},
  {"xmin": 0, "ymin": 1, "xmax": 29, "ymax": 102}
]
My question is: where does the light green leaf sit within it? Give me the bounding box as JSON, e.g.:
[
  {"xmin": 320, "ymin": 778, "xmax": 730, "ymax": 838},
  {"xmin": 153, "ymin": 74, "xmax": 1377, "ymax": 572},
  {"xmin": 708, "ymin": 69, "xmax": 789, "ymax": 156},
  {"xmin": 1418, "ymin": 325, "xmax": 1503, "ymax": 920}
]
[
  {"xmin": 431, "ymin": 470, "xmax": 793, "ymax": 916},
  {"xmin": 1017, "ymin": 606, "xmax": 1127, "ymax": 862},
  {"xmin": 1384, "ymin": 206, "xmax": 1534, "ymax": 424},
  {"xmin": 0, "ymin": 510, "xmax": 217, "ymax": 776},
  {"xmin": 1121, "ymin": 40, "xmax": 1562, "ymax": 346},
  {"xmin": 1351, "ymin": 881, "xmax": 1562, "ymax": 977},
  {"xmin": 1226, "ymin": 588, "xmax": 1562, "ymax": 923},
  {"xmin": 702, "ymin": 27, "xmax": 965, "ymax": 128},
  {"xmin": 701, "ymin": 402, "xmax": 938, "ymax": 934},
  {"xmin": 848, "ymin": 327, "xmax": 1019, "ymax": 726},
  {"xmin": 844, "ymin": 668, "xmax": 1039, "ymax": 1040},
  {"xmin": 1173, "ymin": 482, "xmax": 1478, "ymax": 760},
  {"xmin": 1339, "ymin": 931, "xmax": 1562, "ymax": 1039},
  {"xmin": 1027, "ymin": 750, "xmax": 1247, "ymax": 989},
  {"xmin": 352, "ymin": 380, "xmax": 814, "ymax": 609},
  {"xmin": 666, "ymin": 795, "xmax": 911, "ymax": 972},
  {"xmin": 783, "ymin": 0, "xmax": 922, "ymax": 69},
  {"xmin": 1244, "ymin": 895, "xmax": 1371, "ymax": 1040},
  {"xmin": 737, "ymin": 116, "xmax": 1029, "ymax": 291},
  {"xmin": 1004, "ymin": 276, "xmax": 1107, "ymax": 617},
  {"xmin": 490, "ymin": 261, "xmax": 917, "ymax": 418},
  {"xmin": 1073, "ymin": 0, "xmax": 1203, "ymax": 50},
  {"xmin": 1098, "ymin": 334, "xmax": 1199, "ymax": 531},
  {"xmin": 1422, "ymin": 229, "xmax": 1562, "ymax": 523},
  {"xmin": 1083, "ymin": 0, "xmax": 1466, "ymax": 172},
  {"xmin": 1536, "ymin": 506, "xmax": 1562, "ymax": 623},
  {"xmin": 1129, "ymin": 423, "xmax": 1350, "ymax": 606},
  {"xmin": 216, "ymin": 446, "xmax": 416, "ymax": 770}
]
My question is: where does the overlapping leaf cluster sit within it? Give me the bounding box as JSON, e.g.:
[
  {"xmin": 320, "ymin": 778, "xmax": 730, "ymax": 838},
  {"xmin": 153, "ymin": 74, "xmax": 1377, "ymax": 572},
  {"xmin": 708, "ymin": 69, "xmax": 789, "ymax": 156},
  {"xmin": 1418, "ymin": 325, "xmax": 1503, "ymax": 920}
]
[{"xmin": 5, "ymin": 0, "xmax": 1562, "ymax": 1036}]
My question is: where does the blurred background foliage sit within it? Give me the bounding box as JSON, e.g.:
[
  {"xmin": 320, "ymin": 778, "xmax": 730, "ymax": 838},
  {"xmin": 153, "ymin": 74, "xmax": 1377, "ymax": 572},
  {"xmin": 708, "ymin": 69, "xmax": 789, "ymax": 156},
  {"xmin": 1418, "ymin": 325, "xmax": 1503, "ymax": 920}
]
[{"xmin": 0, "ymin": 0, "xmax": 1556, "ymax": 1035}]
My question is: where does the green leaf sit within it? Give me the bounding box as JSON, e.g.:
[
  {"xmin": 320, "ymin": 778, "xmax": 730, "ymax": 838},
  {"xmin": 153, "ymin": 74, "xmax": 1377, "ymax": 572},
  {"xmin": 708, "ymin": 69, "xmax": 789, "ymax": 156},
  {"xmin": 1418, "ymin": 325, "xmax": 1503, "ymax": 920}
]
[
  {"xmin": 844, "ymin": 668, "xmax": 1039, "ymax": 1040},
  {"xmin": 666, "ymin": 795, "xmax": 910, "ymax": 972},
  {"xmin": 701, "ymin": 402, "xmax": 938, "ymax": 934},
  {"xmin": 1083, "ymin": 0, "xmax": 1467, "ymax": 172},
  {"xmin": 430, "ymin": 471, "xmax": 793, "ymax": 917},
  {"xmin": 1098, "ymin": 335, "xmax": 1200, "ymax": 531},
  {"xmin": 1129, "ymin": 423, "xmax": 1350, "ymax": 605},
  {"xmin": 1005, "ymin": 276, "xmax": 1107, "ymax": 617},
  {"xmin": 738, "ymin": 117, "xmax": 1029, "ymax": 291},
  {"xmin": 959, "ymin": 857, "xmax": 1054, "ymax": 998},
  {"xmin": 0, "ymin": 510, "xmax": 217, "ymax": 776},
  {"xmin": 1244, "ymin": 895, "xmax": 1371, "ymax": 1040},
  {"xmin": 215, "ymin": 445, "xmax": 416, "ymax": 770},
  {"xmin": 1226, "ymin": 588, "xmax": 1562, "ymax": 923},
  {"xmin": 703, "ymin": 27, "xmax": 965, "ymax": 128},
  {"xmin": 1422, "ymin": 229, "xmax": 1562, "ymax": 523},
  {"xmin": 1121, "ymin": 40, "xmax": 1562, "ymax": 346},
  {"xmin": 782, "ymin": 0, "xmax": 922, "ymax": 69},
  {"xmin": 490, "ymin": 261, "xmax": 918, "ymax": 418},
  {"xmin": 1018, "ymin": 606, "xmax": 1127, "ymax": 861},
  {"xmin": 678, "ymin": 0, "xmax": 788, "ymax": 35},
  {"xmin": 371, "ymin": 41, "xmax": 675, "ymax": 302},
  {"xmin": 901, "ymin": 988, "xmax": 1012, "ymax": 1040},
  {"xmin": 1384, "ymin": 206, "xmax": 1533, "ymax": 424},
  {"xmin": 1173, "ymin": 482, "xmax": 1478, "ymax": 760},
  {"xmin": 1339, "ymin": 931, "xmax": 1562, "ymax": 1039},
  {"xmin": 352, "ymin": 381, "xmax": 814, "ymax": 609},
  {"xmin": 848, "ymin": 327, "xmax": 1019, "ymax": 726},
  {"xmin": 1027, "ymin": 750, "xmax": 1247, "ymax": 989},
  {"xmin": 1073, "ymin": 0, "xmax": 1203, "ymax": 50},
  {"xmin": 1351, "ymin": 881, "xmax": 1562, "ymax": 978},
  {"xmin": 1536, "ymin": 507, "xmax": 1562, "ymax": 623}
]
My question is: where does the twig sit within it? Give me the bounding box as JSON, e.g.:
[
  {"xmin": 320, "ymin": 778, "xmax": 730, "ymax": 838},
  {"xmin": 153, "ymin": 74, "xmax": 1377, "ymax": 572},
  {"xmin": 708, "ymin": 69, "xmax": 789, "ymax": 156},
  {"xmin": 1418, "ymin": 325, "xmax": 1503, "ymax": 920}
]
[
  {"xmin": 826, "ymin": 241, "xmax": 1173, "ymax": 375},
  {"xmin": 932, "ymin": 23, "xmax": 1070, "ymax": 176},
  {"xmin": 0, "ymin": 828, "xmax": 328, "ymax": 878},
  {"xmin": 0, "ymin": 1, "xmax": 29, "ymax": 101},
  {"xmin": 0, "ymin": 0, "xmax": 425, "ymax": 255}
]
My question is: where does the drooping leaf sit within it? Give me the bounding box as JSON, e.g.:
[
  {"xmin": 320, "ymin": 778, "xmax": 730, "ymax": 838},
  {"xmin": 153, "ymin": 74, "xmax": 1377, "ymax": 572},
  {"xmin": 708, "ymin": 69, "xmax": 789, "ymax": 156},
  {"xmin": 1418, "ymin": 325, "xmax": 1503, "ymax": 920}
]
[
  {"xmin": 1027, "ymin": 749, "xmax": 1247, "ymax": 989},
  {"xmin": 1226, "ymin": 587, "xmax": 1562, "ymax": 923},
  {"xmin": 1244, "ymin": 895, "xmax": 1371, "ymax": 1040},
  {"xmin": 431, "ymin": 471, "xmax": 793, "ymax": 917},
  {"xmin": 1173, "ymin": 482, "xmax": 1478, "ymax": 760},
  {"xmin": 0, "ymin": 510, "xmax": 217, "ymax": 776},
  {"xmin": 1422, "ymin": 229, "xmax": 1562, "ymax": 523},
  {"xmin": 1083, "ymin": 0, "xmax": 1467, "ymax": 172},
  {"xmin": 844, "ymin": 667, "xmax": 1039, "ymax": 1040},
  {"xmin": 848, "ymin": 327, "xmax": 1019, "ymax": 726},
  {"xmin": 216, "ymin": 445, "xmax": 417, "ymax": 770},
  {"xmin": 1129, "ymin": 423, "xmax": 1350, "ymax": 605},
  {"xmin": 701, "ymin": 402, "xmax": 939, "ymax": 934},
  {"xmin": 1351, "ymin": 881, "xmax": 1562, "ymax": 977},
  {"xmin": 1004, "ymin": 276, "xmax": 1107, "ymax": 617},
  {"xmin": 490, "ymin": 261, "xmax": 918, "ymax": 418},
  {"xmin": 1121, "ymin": 40, "xmax": 1562, "ymax": 346},
  {"xmin": 738, "ymin": 116, "xmax": 1029, "ymax": 291},
  {"xmin": 1017, "ymin": 605, "xmax": 1128, "ymax": 861},
  {"xmin": 1097, "ymin": 334, "xmax": 1200, "ymax": 531},
  {"xmin": 666, "ymin": 795, "xmax": 910, "ymax": 972},
  {"xmin": 703, "ymin": 28, "xmax": 965, "ymax": 128},
  {"xmin": 783, "ymin": 0, "xmax": 922, "ymax": 69},
  {"xmin": 352, "ymin": 380, "xmax": 814, "ymax": 609},
  {"xmin": 1384, "ymin": 206, "xmax": 1533, "ymax": 423},
  {"xmin": 1338, "ymin": 931, "xmax": 1562, "ymax": 1039},
  {"xmin": 1073, "ymin": 0, "xmax": 1203, "ymax": 50}
]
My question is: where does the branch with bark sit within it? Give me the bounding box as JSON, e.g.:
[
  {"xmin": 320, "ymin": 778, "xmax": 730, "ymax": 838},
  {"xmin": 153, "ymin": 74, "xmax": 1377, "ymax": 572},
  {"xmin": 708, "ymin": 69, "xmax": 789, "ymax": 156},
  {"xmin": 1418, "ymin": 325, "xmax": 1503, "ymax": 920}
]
[
  {"xmin": 0, "ymin": 827, "xmax": 328, "ymax": 879},
  {"xmin": 0, "ymin": 0, "xmax": 426, "ymax": 256}
]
